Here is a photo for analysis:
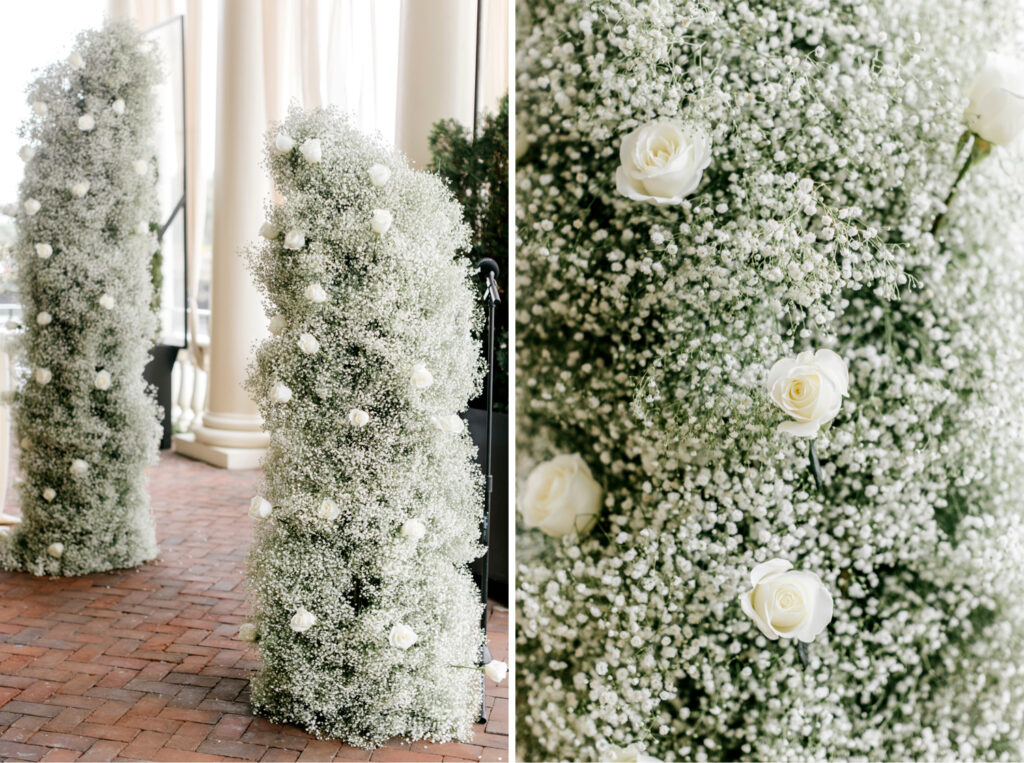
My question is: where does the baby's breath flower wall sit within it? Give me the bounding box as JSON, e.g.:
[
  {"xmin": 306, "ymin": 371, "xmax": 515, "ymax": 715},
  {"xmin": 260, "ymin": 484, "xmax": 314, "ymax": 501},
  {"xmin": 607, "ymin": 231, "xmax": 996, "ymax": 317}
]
[
  {"xmin": 243, "ymin": 106, "xmax": 485, "ymax": 747},
  {"xmin": 516, "ymin": 1, "xmax": 1024, "ymax": 760},
  {"xmin": 1, "ymin": 23, "xmax": 162, "ymax": 577}
]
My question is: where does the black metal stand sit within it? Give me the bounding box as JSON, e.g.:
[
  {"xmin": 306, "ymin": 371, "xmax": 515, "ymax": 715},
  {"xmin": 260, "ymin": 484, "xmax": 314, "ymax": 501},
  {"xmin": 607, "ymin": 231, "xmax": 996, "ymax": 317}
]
[{"xmin": 476, "ymin": 257, "xmax": 500, "ymax": 724}]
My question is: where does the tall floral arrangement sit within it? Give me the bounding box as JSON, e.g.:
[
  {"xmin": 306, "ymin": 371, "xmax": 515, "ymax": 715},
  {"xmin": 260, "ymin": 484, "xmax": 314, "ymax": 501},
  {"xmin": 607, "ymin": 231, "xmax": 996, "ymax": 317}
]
[
  {"xmin": 1, "ymin": 23, "xmax": 162, "ymax": 577},
  {"xmin": 516, "ymin": 1, "xmax": 1024, "ymax": 761},
  {"xmin": 242, "ymin": 106, "xmax": 486, "ymax": 747}
]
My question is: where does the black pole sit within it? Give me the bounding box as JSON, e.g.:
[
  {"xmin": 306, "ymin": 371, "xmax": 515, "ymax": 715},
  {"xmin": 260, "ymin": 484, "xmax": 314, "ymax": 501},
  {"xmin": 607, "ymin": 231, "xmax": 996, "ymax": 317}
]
[{"xmin": 476, "ymin": 257, "xmax": 499, "ymax": 724}]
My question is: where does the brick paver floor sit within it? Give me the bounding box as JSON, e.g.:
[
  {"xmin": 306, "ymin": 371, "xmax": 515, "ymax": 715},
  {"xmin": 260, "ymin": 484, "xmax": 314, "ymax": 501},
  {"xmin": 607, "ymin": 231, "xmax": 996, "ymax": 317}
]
[{"xmin": 0, "ymin": 452, "xmax": 509, "ymax": 762}]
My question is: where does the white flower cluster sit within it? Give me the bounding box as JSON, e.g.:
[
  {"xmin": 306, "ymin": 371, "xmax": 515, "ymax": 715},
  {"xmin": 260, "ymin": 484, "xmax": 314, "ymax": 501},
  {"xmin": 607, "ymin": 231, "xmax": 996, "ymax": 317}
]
[
  {"xmin": 243, "ymin": 106, "xmax": 486, "ymax": 747},
  {"xmin": 0, "ymin": 23, "xmax": 162, "ymax": 577},
  {"xmin": 516, "ymin": 1, "xmax": 1024, "ymax": 761}
]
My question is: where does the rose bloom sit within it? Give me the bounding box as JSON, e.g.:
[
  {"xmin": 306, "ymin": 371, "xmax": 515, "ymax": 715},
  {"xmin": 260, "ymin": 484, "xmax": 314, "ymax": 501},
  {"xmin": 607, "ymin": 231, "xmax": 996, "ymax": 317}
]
[
  {"xmin": 249, "ymin": 496, "xmax": 272, "ymax": 519},
  {"xmin": 19, "ymin": 145, "xmax": 35, "ymax": 162},
  {"xmin": 520, "ymin": 453, "xmax": 603, "ymax": 537},
  {"xmin": 238, "ymin": 623, "xmax": 258, "ymax": 642},
  {"xmin": 35, "ymin": 243, "xmax": 52, "ymax": 259},
  {"xmin": 739, "ymin": 558, "xmax": 834, "ymax": 643},
  {"xmin": 410, "ymin": 362, "xmax": 433, "ymax": 389},
  {"xmin": 69, "ymin": 181, "xmax": 90, "ymax": 198},
  {"xmin": 259, "ymin": 221, "xmax": 280, "ymax": 240},
  {"xmin": 290, "ymin": 607, "xmax": 316, "ymax": 633},
  {"xmin": 35, "ymin": 367, "xmax": 52, "ymax": 385},
  {"xmin": 297, "ymin": 333, "xmax": 320, "ymax": 354},
  {"xmin": 32, "ymin": 101, "xmax": 47, "ymax": 117},
  {"xmin": 24, "ymin": 199, "xmax": 41, "ymax": 216},
  {"xmin": 389, "ymin": 623, "xmax": 418, "ymax": 649},
  {"xmin": 94, "ymin": 370, "xmax": 112, "ymax": 390},
  {"xmin": 42, "ymin": 488, "xmax": 56, "ymax": 502},
  {"xmin": 300, "ymin": 138, "xmax": 322, "ymax": 163},
  {"xmin": 317, "ymin": 497, "xmax": 340, "ymax": 521},
  {"xmin": 78, "ymin": 113, "xmax": 95, "ymax": 131},
  {"xmin": 99, "ymin": 294, "xmax": 115, "ymax": 310},
  {"xmin": 36, "ymin": 311, "xmax": 52, "ymax": 326},
  {"xmin": 48, "ymin": 542, "xmax": 65, "ymax": 558},
  {"xmin": 269, "ymin": 314, "xmax": 286, "ymax": 335},
  {"xmin": 304, "ymin": 283, "xmax": 328, "ymax": 303},
  {"xmin": 111, "ymin": 98, "xmax": 125, "ymax": 115},
  {"xmin": 348, "ymin": 408, "xmax": 370, "ymax": 427},
  {"xmin": 283, "ymin": 229, "xmax": 306, "ymax": 250},
  {"xmin": 133, "ymin": 159, "xmax": 149, "ymax": 176},
  {"xmin": 766, "ymin": 348, "xmax": 849, "ymax": 437},
  {"xmin": 70, "ymin": 459, "xmax": 89, "ymax": 476},
  {"xmin": 68, "ymin": 51, "xmax": 84, "ymax": 70},
  {"xmin": 615, "ymin": 119, "xmax": 712, "ymax": 205},
  {"xmin": 401, "ymin": 518, "xmax": 426, "ymax": 540},
  {"xmin": 371, "ymin": 209, "xmax": 393, "ymax": 235},
  {"xmin": 432, "ymin": 413, "xmax": 464, "ymax": 433},
  {"xmin": 483, "ymin": 660, "xmax": 508, "ymax": 683},
  {"xmin": 275, "ymin": 132, "xmax": 295, "ymax": 152},
  {"xmin": 368, "ymin": 164, "xmax": 391, "ymax": 186},
  {"xmin": 270, "ymin": 382, "xmax": 292, "ymax": 403},
  {"xmin": 965, "ymin": 52, "xmax": 1024, "ymax": 145}
]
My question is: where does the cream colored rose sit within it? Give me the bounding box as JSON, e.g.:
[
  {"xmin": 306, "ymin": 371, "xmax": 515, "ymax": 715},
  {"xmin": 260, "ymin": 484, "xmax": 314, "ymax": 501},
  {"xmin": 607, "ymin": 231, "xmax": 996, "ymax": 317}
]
[
  {"xmin": 371, "ymin": 209, "xmax": 393, "ymax": 235},
  {"xmin": 133, "ymin": 159, "xmax": 149, "ymax": 176},
  {"xmin": 606, "ymin": 745, "xmax": 662, "ymax": 762},
  {"xmin": 766, "ymin": 348, "xmax": 849, "ymax": 438},
  {"xmin": 270, "ymin": 382, "xmax": 292, "ymax": 403},
  {"xmin": 24, "ymin": 199, "xmax": 40, "ymax": 216},
  {"xmin": 965, "ymin": 53, "xmax": 1024, "ymax": 145},
  {"xmin": 389, "ymin": 623, "xmax": 418, "ymax": 649},
  {"xmin": 410, "ymin": 362, "xmax": 433, "ymax": 389},
  {"xmin": 238, "ymin": 623, "xmax": 258, "ymax": 642},
  {"xmin": 317, "ymin": 497, "xmax": 340, "ymax": 521},
  {"xmin": 135, "ymin": 220, "xmax": 150, "ymax": 235},
  {"xmin": 368, "ymin": 164, "xmax": 391, "ymax": 186},
  {"xmin": 739, "ymin": 559, "xmax": 834, "ymax": 643},
  {"xmin": 519, "ymin": 453, "xmax": 603, "ymax": 537},
  {"xmin": 290, "ymin": 607, "xmax": 316, "ymax": 633},
  {"xmin": 348, "ymin": 408, "xmax": 370, "ymax": 427},
  {"xmin": 298, "ymin": 333, "xmax": 320, "ymax": 354},
  {"xmin": 483, "ymin": 660, "xmax": 508, "ymax": 683},
  {"xmin": 42, "ymin": 488, "xmax": 56, "ymax": 502},
  {"xmin": 99, "ymin": 294, "xmax": 115, "ymax": 310},
  {"xmin": 48, "ymin": 542, "xmax": 65, "ymax": 558},
  {"xmin": 111, "ymin": 98, "xmax": 125, "ymax": 115},
  {"xmin": 35, "ymin": 243, "xmax": 52, "ymax": 259},
  {"xmin": 432, "ymin": 414, "xmax": 464, "ymax": 433},
  {"xmin": 249, "ymin": 496, "xmax": 272, "ymax": 519},
  {"xmin": 300, "ymin": 138, "xmax": 322, "ymax": 163},
  {"xmin": 19, "ymin": 145, "xmax": 35, "ymax": 162},
  {"xmin": 401, "ymin": 518, "xmax": 426, "ymax": 541},
  {"xmin": 69, "ymin": 181, "xmax": 90, "ymax": 198},
  {"xmin": 35, "ymin": 368, "xmax": 52, "ymax": 385},
  {"xmin": 36, "ymin": 312, "xmax": 52, "ymax": 326},
  {"xmin": 68, "ymin": 51, "xmax": 85, "ymax": 70},
  {"xmin": 78, "ymin": 114, "xmax": 95, "ymax": 131},
  {"xmin": 304, "ymin": 283, "xmax": 327, "ymax": 303},
  {"xmin": 615, "ymin": 120, "xmax": 712, "ymax": 205},
  {"xmin": 94, "ymin": 370, "xmax": 112, "ymax": 390},
  {"xmin": 284, "ymin": 229, "xmax": 306, "ymax": 250},
  {"xmin": 32, "ymin": 101, "xmax": 47, "ymax": 117},
  {"xmin": 70, "ymin": 459, "xmax": 89, "ymax": 476},
  {"xmin": 259, "ymin": 222, "xmax": 280, "ymax": 240},
  {"xmin": 275, "ymin": 132, "xmax": 295, "ymax": 152},
  {"xmin": 269, "ymin": 314, "xmax": 286, "ymax": 335}
]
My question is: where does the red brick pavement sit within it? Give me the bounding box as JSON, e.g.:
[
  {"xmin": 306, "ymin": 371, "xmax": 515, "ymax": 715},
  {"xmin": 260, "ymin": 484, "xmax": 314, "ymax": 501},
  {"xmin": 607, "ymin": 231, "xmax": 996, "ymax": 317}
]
[{"xmin": 0, "ymin": 452, "xmax": 509, "ymax": 762}]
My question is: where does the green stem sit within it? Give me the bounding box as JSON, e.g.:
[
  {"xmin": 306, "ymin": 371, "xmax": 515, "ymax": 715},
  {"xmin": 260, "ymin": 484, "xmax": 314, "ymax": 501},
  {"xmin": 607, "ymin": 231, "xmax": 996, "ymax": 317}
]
[{"xmin": 932, "ymin": 135, "xmax": 992, "ymax": 235}]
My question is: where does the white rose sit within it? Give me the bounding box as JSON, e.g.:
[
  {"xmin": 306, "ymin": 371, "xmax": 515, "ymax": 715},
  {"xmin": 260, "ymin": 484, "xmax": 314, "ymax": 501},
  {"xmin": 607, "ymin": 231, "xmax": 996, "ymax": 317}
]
[
  {"xmin": 35, "ymin": 368, "xmax": 52, "ymax": 385},
  {"xmin": 268, "ymin": 314, "xmax": 286, "ymax": 335},
  {"xmin": 94, "ymin": 370, "xmax": 112, "ymax": 390},
  {"xmin": 284, "ymin": 229, "xmax": 306, "ymax": 250},
  {"xmin": 274, "ymin": 132, "xmax": 295, "ymax": 152},
  {"xmin": 259, "ymin": 222, "xmax": 280, "ymax": 240},
  {"xmin": 290, "ymin": 607, "xmax": 316, "ymax": 633},
  {"xmin": 48, "ymin": 542, "xmax": 65, "ymax": 558},
  {"xmin": 35, "ymin": 243, "xmax": 52, "ymax": 259},
  {"xmin": 70, "ymin": 459, "xmax": 90, "ymax": 476},
  {"xmin": 410, "ymin": 362, "xmax": 433, "ymax": 389},
  {"xmin": 615, "ymin": 119, "xmax": 712, "ymax": 205},
  {"xmin": 368, "ymin": 164, "xmax": 391, "ymax": 186},
  {"xmin": 304, "ymin": 283, "xmax": 327, "ymax": 303},
  {"xmin": 20, "ymin": 437, "xmax": 32, "ymax": 450},
  {"xmin": 70, "ymin": 181, "xmax": 90, "ymax": 198},
  {"xmin": 99, "ymin": 294, "xmax": 115, "ymax": 310},
  {"xmin": 389, "ymin": 623, "xmax": 418, "ymax": 649},
  {"xmin": 78, "ymin": 114, "xmax": 95, "ymax": 131},
  {"xmin": 964, "ymin": 53, "xmax": 1024, "ymax": 145},
  {"xmin": 238, "ymin": 623, "xmax": 258, "ymax": 642},
  {"xmin": 520, "ymin": 453, "xmax": 603, "ymax": 537},
  {"xmin": 249, "ymin": 495, "xmax": 272, "ymax": 519},
  {"xmin": 483, "ymin": 660, "xmax": 508, "ymax": 683},
  {"xmin": 766, "ymin": 348, "xmax": 849, "ymax": 438},
  {"xmin": 135, "ymin": 220, "xmax": 150, "ymax": 235},
  {"xmin": 270, "ymin": 382, "xmax": 292, "ymax": 403},
  {"xmin": 431, "ymin": 413, "xmax": 464, "ymax": 433},
  {"xmin": 111, "ymin": 98, "xmax": 125, "ymax": 115},
  {"xmin": 401, "ymin": 518, "xmax": 426, "ymax": 541},
  {"xmin": 32, "ymin": 101, "xmax": 47, "ymax": 117},
  {"xmin": 68, "ymin": 51, "xmax": 85, "ymax": 70},
  {"xmin": 42, "ymin": 488, "xmax": 56, "ymax": 502},
  {"xmin": 739, "ymin": 558, "xmax": 834, "ymax": 643},
  {"xmin": 371, "ymin": 209, "xmax": 393, "ymax": 235},
  {"xmin": 606, "ymin": 745, "xmax": 662, "ymax": 762},
  {"xmin": 317, "ymin": 497, "xmax": 340, "ymax": 521},
  {"xmin": 297, "ymin": 333, "xmax": 320, "ymax": 354},
  {"xmin": 36, "ymin": 312, "xmax": 52, "ymax": 326},
  {"xmin": 348, "ymin": 408, "xmax": 370, "ymax": 427},
  {"xmin": 24, "ymin": 199, "xmax": 41, "ymax": 216},
  {"xmin": 19, "ymin": 145, "xmax": 35, "ymax": 162},
  {"xmin": 299, "ymin": 138, "xmax": 322, "ymax": 163},
  {"xmin": 133, "ymin": 159, "xmax": 149, "ymax": 176}
]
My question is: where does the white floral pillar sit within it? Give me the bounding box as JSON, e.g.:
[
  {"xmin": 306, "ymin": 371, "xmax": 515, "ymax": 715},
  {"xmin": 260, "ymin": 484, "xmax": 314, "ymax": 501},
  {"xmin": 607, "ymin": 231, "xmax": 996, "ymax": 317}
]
[
  {"xmin": 172, "ymin": 0, "xmax": 270, "ymax": 468},
  {"xmin": 395, "ymin": 0, "xmax": 477, "ymax": 167}
]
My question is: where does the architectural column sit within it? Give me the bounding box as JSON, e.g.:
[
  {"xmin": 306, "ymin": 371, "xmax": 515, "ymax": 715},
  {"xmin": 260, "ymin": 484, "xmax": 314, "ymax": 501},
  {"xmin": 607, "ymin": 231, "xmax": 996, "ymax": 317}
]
[
  {"xmin": 395, "ymin": 0, "xmax": 477, "ymax": 167},
  {"xmin": 173, "ymin": 0, "xmax": 269, "ymax": 469}
]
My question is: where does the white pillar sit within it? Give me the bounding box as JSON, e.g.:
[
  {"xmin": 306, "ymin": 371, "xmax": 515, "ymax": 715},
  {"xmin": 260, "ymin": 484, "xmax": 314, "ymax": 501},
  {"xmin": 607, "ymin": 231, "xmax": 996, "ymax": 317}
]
[
  {"xmin": 395, "ymin": 0, "xmax": 477, "ymax": 168},
  {"xmin": 173, "ymin": 0, "xmax": 269, "ymax": 469}
]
